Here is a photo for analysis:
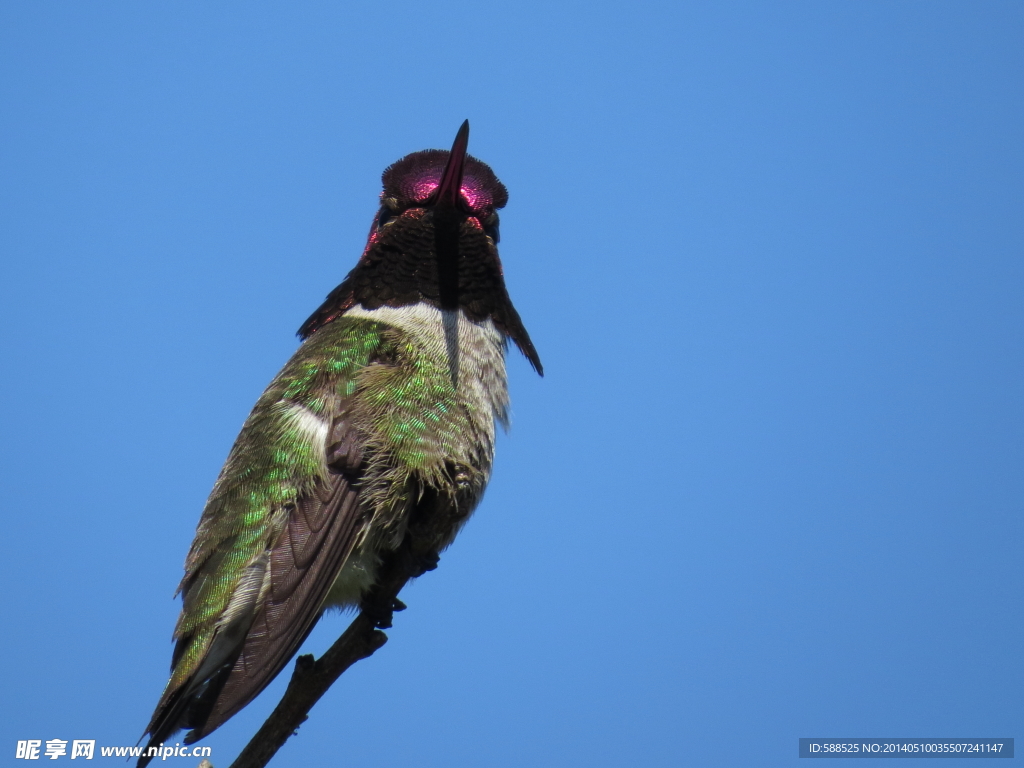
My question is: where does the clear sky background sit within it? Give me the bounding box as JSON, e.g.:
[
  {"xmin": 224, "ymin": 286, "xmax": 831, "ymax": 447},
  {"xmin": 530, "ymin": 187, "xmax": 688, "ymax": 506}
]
[{"xmin": 1, "ymin": 2, "xmax": 1021, "ymax": 766}]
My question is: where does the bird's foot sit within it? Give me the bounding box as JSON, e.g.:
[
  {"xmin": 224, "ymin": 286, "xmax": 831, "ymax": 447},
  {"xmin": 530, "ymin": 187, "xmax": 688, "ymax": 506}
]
[
  {"xmin": 364, "ymin": 597, "xmax": 407, "ymax": 629},
  {"xmin": 411, "ymin": 549, "xmax": 440, "ymax": 577}
]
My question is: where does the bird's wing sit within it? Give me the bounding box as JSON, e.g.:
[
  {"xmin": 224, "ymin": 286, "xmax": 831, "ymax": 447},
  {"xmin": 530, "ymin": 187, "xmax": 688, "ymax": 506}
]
[
  {"xmin": 194, "ymin": 418, "xmax": 368, "ymax": 738},
  {"xmin": 141, "ymin": 318, "xmax": 391, "ymax": 763}
]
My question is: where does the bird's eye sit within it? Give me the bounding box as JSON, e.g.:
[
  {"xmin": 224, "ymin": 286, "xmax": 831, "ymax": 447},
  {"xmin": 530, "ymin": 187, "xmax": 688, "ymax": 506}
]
[
  {"xmin": 377, "ymin": 205, "xmax": 394, "ymax": 230},
  {"xmin": 483, "ymin": 212, "xmax": 500, "ymax": 244}
]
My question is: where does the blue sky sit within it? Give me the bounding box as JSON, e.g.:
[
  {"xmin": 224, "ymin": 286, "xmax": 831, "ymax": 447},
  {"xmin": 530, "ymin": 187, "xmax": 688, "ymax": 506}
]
[{"xmin": 1, "ymin": 2, "xmax": 1021, "ymax": 766}]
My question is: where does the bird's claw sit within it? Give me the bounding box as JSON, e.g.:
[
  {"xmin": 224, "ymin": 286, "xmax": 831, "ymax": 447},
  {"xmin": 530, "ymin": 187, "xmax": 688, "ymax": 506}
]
[
  {"xmin": 365, "ymin": 597, "xmax": 407, "ymax": 629},
  {"xmin": 411, "ymin": 550, "xmax": 440, "ymax": 577}
]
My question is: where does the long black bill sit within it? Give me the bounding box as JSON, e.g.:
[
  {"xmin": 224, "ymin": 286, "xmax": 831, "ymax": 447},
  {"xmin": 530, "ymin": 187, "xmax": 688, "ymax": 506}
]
[
  {"xmin": 435, "ymin": 120, "xmax": 469, "ymax": 311},
  {"xmin": 435, "ymin": 119, "xmax": 469, "ymax": 211}
]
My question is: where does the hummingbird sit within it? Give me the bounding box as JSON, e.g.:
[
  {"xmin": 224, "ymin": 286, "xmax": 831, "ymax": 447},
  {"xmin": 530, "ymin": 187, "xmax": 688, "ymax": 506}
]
[{"xmin": 139, "ymin": 121, "xmax": 541, "ymax": 765}]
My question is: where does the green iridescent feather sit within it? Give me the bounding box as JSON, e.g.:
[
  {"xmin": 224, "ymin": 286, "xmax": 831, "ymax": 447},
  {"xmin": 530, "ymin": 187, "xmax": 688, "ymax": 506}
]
[
  {"xmin": 162, "ymin": 312, "xmax": 502, "ymax": 694},
  {"xmin": 166, "ymin": 318, "xmax": 388, "ymax": 691}
]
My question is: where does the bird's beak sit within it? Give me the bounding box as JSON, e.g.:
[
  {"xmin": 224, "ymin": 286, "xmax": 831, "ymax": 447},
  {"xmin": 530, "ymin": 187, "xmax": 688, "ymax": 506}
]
[{"xmin": 435, "ymin": 120, "xmax": 469, "ymax": 210}]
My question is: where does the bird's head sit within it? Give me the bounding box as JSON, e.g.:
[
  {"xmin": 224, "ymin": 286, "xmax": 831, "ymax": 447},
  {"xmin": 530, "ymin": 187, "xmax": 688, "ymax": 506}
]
[
  {"xmin": 375, "ymin": 119, "xmax": 507, "ymax": 246},
  {"xmin": 299, "ymin": 120, "xmax": 541, "ymax": 374}
]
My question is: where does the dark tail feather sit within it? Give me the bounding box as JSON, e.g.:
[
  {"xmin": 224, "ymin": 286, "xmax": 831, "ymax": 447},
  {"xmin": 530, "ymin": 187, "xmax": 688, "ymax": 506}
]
[
  {"xmin": 138, "ymin": 686, "xmax": 189, "ymax": 768},
  {"xmin": 137, "ymin": 645, "xmax": 244, "ymax": 768}
]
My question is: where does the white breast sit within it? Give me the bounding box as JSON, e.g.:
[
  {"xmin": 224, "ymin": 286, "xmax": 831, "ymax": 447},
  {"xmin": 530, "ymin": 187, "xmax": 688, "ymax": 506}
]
[
  {"xmin": 343, "ymin": 303, "xmax": 510, "ymax": 430},
  {"xmin": 322, "ymin": 302, "xmax": 510, "ymax": 612}
]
